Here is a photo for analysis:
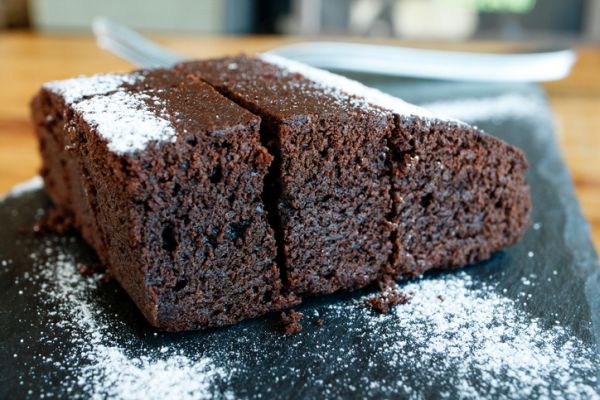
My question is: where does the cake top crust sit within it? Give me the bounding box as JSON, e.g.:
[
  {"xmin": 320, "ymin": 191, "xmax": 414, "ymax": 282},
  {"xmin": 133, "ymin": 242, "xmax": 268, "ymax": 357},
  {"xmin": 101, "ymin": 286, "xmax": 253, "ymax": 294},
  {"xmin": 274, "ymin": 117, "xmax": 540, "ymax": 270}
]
[
  {"xmin": 45, "ymin": 70, "xmax": 259, "ymax": 155},
  {"xmin": 42, "ymin": 54, "xmax": 462, "ymax": 155},
  {"xmin": 43, "ymin": 72, "xmax": 142, "ymax": 104},
  {"xmin": 258, "ymin": 53, "xmax": 440, "ymax": 121},
  {"xmin": 179, "ymin": 54, "xmax": 454, "ymax": 124},
  {"xmin": 179, "ymin": 56, "xmax": 390, "ymax": 123}
]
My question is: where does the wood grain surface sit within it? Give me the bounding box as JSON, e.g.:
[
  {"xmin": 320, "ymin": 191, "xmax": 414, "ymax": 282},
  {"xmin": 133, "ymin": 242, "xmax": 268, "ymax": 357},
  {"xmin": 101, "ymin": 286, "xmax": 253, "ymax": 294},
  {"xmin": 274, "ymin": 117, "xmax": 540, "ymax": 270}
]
[{"xmin": 1, "ymin": 32, "xmax": 598, "ymax": 250}]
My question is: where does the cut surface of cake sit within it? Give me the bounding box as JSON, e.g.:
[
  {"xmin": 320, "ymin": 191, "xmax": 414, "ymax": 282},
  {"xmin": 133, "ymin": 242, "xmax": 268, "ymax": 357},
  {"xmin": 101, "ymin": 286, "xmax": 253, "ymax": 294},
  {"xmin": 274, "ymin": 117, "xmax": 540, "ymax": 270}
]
[{"xmin": 31, "ymin": 55, "xmax": 531, "ymax": 331}]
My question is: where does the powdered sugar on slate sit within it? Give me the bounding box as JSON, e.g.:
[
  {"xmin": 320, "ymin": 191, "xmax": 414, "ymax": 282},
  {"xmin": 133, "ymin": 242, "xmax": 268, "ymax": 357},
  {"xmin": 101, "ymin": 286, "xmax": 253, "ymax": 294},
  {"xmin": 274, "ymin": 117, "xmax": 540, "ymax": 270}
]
[
  {"xmin": 344, "ymin": 273, "xmax": 599, "ymax": 398},
  {"xmin": 260, "ymin": 53, "xmax": 441, "ymax": 120},
  {"xmin": 23, "ymin": 238, "xmax": 599, "ymax": 399},
  {"xmin": 29, "ymin": 244, "xmax": 227, "ymax": 400},
  {"xmin": 44, "ymin": 73, "xmax": 141, "ymax": 104},
  {"xmin": 74, "ymin": 91, "xmax": 177, "ymax": 154}
]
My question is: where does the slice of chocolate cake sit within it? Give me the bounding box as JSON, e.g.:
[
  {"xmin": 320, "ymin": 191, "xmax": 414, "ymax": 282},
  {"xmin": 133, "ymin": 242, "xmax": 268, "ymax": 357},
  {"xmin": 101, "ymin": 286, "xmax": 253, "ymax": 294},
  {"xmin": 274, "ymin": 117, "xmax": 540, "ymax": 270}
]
[
  {"xmin": 250, "ymin": 55, "xmax": 531, "ymax": 279},
  {"xmin": 178, "ymin": 54, "xmax": 530, "ymax": 288},
  {"xmin": 31, "ymin": 70, "xmax": 298, "ymax": 331},
  {"xmin": 178, "ymin": 56, "xmax": 395, "ymax": 296},
  {"xmin": 388, "ymin": 116, "xmax": 531, "ymax": 277}
]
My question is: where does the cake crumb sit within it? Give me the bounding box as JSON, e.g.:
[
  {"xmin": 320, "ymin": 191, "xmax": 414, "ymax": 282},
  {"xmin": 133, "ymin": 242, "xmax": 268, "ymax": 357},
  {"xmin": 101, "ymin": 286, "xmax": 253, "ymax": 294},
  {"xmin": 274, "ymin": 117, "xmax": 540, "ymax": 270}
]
[
  {"xmin": 314, "ymin": 318, "xmax": 325, "ymax": 326},
  {"xmin": 437, "ymin": 294, "xmax": 444, "ymax": 302},
  {"xmin": 32, "ymin": 207, "xmax": 75, "ymax": 235},
  {"xmin": 280, "ymin": 310, "xmax": 304, "ymax": 335},
  {"xmin": 367, "ymin": 277, "xmax": 411, "ymax": 314}
]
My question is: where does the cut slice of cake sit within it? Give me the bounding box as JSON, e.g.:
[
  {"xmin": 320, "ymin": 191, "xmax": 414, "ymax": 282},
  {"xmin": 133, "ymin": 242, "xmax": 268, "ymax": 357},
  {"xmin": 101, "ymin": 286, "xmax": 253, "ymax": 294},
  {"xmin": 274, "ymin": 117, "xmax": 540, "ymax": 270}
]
[
  {"xmin": 31, "ymin": 69, "xmax": 298, "ymax": 331},
  {"xmin": 248, "ymin": 54, "xmax": 531, "ymax": 279}
]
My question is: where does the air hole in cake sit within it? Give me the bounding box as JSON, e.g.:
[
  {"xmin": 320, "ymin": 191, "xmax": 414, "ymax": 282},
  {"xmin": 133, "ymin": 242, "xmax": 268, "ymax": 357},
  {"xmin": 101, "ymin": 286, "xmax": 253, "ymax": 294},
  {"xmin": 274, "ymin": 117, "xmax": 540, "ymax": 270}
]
[
  {"xmin": 227, "ymin": 220, "xmax": 250, "ymax": 241},
  {"xmin": 321, "ymin": 194, "xmax": 332, "ymax": 203},
  {"xmin": 262, "ymin": 290, "xmax": 273, "ymax": 303},
  {"xmin": 161, "ymin": 224, "xmax": 178, "ymax": 252},
  {"xmin": 174, "ymin": 278, "xmax": 188, "ymax": 291},
  {"xmin": 392, "ymin": 149, "xmax": 405, "ymax": 163},
  {"xmin": 209, "ymin": 164, "xmax": 223, "ymax": 184},
  {"xmin": 211, "ymin": 306, "xmax": 227, "ymax": 317},
  {"xmin": 204, "ymin": 231, "xmax": 218, "ymax": 248},
  {"xmin": 136, "ymin": 201, "xmax": 151, "ymax": 214},
  {"xmin": 119, "ymin": 158, "xmax": 130, "ymax": 172},
  {"xmin": 205, "ymin": 236, "xmax": 217, "ymax": 247},
  {"xmin": 171, "ymin": 183, "xmax": 181, "ymax": 197},
  {"xmin": 323, "ymin": 270, "xmax": 335, "ymax": 280},
  {"xmin": 420, "ymin": 193, "xmax": 433, "ymax": 209},
  {"xmin": 186, "ymin": 136, "xmax": 198, "ymax": 146}
]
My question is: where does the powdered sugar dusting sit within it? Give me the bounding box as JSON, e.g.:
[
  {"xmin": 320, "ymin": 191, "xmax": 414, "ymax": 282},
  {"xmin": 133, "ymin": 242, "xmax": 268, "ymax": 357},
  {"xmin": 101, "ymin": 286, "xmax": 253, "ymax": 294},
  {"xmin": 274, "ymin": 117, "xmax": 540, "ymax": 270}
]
[
  {"xmin": 27, "ymin": 243, "xmax": 227, "ymax": 399},
  {"xmin": 44, "ymin": 73, "xmax": 142, "ymax": 104},
  {"xmin": 74, "ymin": 91, "xmax": 177, "ymax": 154},
  {"xmin": 346, "ymin": 273, "xmax": 600, "ymax": 398},
  {"xmin": 18, "ymin": 236, "xmax": 598, "ymax": 399},
  {"xmin": 259, "ymin": 53, "xmax": 441, "ymax": 120}
]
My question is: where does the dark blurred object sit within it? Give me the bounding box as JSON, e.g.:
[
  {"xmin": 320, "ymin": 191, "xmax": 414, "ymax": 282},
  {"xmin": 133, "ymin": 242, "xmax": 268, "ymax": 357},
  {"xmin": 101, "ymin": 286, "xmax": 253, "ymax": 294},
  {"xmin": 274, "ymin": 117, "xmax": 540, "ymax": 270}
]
[
  {"xmin": 0, "ymin": 0, "xmax": 29, "ymax": 28},
  {"xmin": 477, "ymin": 1, "xmax": 584, "ymax": 39},
  {"xmin": 253, "ymin": 0, "xmax": 291, "ymax": 33}
]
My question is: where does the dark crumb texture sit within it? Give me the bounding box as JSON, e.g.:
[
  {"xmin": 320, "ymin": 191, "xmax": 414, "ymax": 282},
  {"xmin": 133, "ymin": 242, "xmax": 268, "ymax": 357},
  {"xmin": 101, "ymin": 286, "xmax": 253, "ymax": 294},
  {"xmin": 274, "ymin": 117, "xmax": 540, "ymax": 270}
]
[
  {"xmin": 280, "ymin": 310, "xmax": 304, "ymax": 334},
  {"xmin": 388, "ymin": 117, "xmax": 531, "ymax": 278}
]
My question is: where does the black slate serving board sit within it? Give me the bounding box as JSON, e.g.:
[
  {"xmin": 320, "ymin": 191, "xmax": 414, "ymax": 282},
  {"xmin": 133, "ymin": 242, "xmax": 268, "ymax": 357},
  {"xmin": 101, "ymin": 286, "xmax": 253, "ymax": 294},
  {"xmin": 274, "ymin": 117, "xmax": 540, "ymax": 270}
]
[{"xmin": 1, "ymin": 78, "xmax": 599, "ymax": 399}]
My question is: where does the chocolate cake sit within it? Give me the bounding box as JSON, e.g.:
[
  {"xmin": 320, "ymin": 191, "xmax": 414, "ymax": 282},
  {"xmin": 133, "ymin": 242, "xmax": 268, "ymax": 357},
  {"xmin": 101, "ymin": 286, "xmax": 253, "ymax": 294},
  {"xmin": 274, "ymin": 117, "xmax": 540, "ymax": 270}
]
[
  {"xmin": 31, "ymin": 69, "xmax": 298, "ymax": 331},
  {"xmin": 31, "ymin": 55, "xmax": 531, "ymax": 331}
]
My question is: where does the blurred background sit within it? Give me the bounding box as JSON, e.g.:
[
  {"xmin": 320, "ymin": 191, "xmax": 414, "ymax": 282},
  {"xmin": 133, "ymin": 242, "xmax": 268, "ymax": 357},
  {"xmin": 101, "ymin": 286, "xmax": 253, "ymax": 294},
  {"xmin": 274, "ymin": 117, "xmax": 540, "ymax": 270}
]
[{"xmin": 0, "ymin": 0, "xmax": 599, "ymax": 42}]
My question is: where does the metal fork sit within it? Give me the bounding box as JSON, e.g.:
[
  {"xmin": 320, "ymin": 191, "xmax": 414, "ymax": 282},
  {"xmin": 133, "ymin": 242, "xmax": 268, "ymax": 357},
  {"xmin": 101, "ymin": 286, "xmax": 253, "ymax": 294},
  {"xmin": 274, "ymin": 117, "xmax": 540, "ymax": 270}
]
[
  {"xmin": 92, "ymin": 17, "xmax": 183, "ymax": 68},
  {"xmin": 92, "ymin": 16, "xmax": 576, "ymax": 82}
]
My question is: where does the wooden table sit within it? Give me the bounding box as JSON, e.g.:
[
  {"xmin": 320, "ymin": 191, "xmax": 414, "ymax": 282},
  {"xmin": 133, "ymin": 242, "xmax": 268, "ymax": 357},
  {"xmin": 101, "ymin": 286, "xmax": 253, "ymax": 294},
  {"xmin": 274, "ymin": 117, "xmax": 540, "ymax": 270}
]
[{"xmin": 1, "ymin": 33, "xmax": 599, "ymax": 250}]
